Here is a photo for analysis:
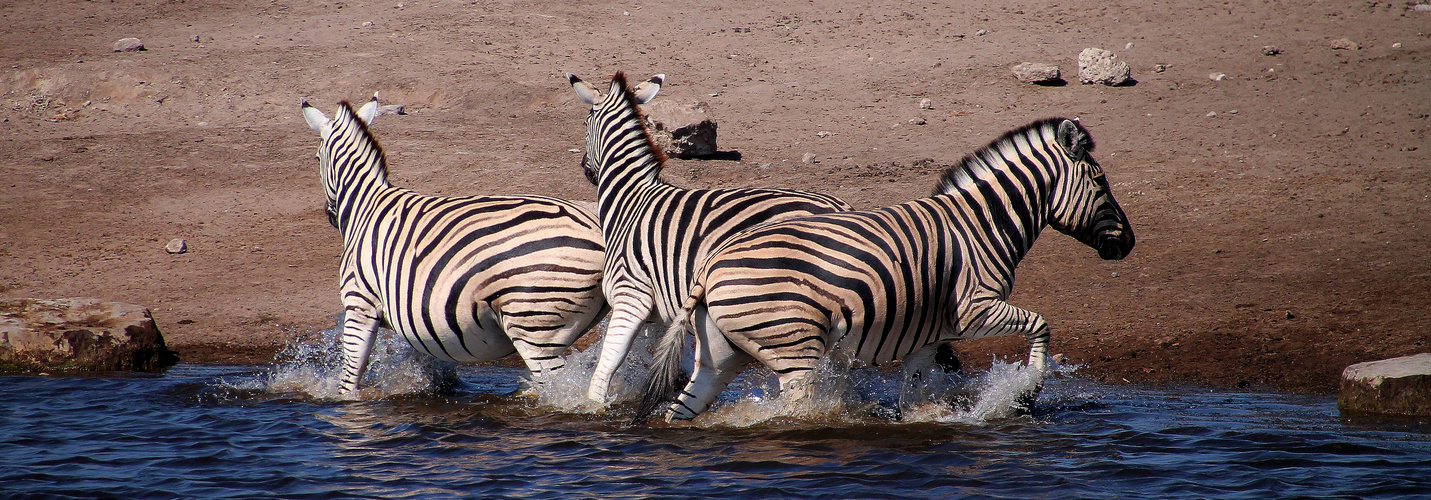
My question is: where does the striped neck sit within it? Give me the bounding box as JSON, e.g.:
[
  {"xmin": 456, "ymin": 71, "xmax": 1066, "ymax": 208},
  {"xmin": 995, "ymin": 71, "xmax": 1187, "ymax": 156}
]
[
  {"xmin": 323, "ymin": 101, "xmax": 393, "ymax": 237},
  {"xmin": 585, "ymin": 72, "xmax": 667, "ymax": 223},
  {"xmin": 934, "ymin": 121, "xmax": 1067, "ymax": 264}
]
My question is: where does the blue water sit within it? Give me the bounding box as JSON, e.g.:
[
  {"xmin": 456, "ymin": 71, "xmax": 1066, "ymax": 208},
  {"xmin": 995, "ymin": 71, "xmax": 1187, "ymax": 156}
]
[{"xmin": 2, "ymin": 337, "xmax": 1429, "ymax": 499}]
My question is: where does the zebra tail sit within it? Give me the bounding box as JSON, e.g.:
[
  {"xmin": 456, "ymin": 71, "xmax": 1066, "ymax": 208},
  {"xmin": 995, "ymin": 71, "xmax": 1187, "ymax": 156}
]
[{"xmin": 633, "ymin": 285, "xmax": 703, "ymax": 422}]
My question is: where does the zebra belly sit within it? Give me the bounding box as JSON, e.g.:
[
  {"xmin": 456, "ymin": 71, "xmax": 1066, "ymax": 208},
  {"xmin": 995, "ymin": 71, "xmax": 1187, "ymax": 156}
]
[{"xmin": 387, "ymin": 300, "xmax": 516, "ymax": 363}]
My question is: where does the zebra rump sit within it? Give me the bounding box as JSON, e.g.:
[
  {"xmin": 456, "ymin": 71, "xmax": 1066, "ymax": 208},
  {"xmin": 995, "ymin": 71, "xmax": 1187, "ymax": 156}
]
[
  {"xmin": 569, "ymin": 71, "xmax": 851, "ymax": 405},
  {"xmin": 302, "ymin": 96, "xmax": 609, "ymax": 396},
  {"xmin": 641, "ymin": 118, "xmax": 1135, "ymax": 421}
]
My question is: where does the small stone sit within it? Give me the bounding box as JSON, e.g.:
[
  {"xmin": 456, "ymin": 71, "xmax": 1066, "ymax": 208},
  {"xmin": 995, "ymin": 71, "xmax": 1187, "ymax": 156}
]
[
  {"xmin": 816, "ymin": 131, "xmax": 833, "ymax": 138},
  {"xmin": 1206, "ymin": 111, "xmax": 1218, "ymax": 118},
  {"xmin": 801, "ymin": 153, "xmax": 818, "ymax": 164},
  {"xmin": 1077, "ymin": 48, "xmax": 1132, "ymax": 86},
  {"xmin": 976, "ymin": 29, "xmax": 988, "ymax": 36},
  {"xmin": 376, "ymin": 104, "xmax": 406, "ymax": 117},
  {"xmin": 190, "ymin": 35, "xmax": 200, "ymax": 43},
  {"xmin": 165, "ymin": 238, "xmax": 187, "ymax": 254},
  {"xmin": 918, "ymin": 98, "xmax": 933, "ymax": 110},
  {"xmin": 1124, "ymin": 42, "xmax": 1134, "ymax": 50},
  {"xmin": 1392, "ymin": 42, "xmax": 1403, "ymax": 49},
  {"xmin": 1209, "ymin": 72, "xmax": 1228, "ymax": 81},
  {"xmin": 113, "ymin": 38, "xmax": 145, "ymax": 52},
  {"xmin": 1329, "ymin": 37, "xmax": 1361, "ymax": 50},
  {"xmin": 908, "ymin": 117, "xmax": 926, "ymax": 126},
  {"xmin": 1153, "ymin": 64, "xmax": 1167, "ymax": 73},
  {"xmin": 1228, "ymin": 109, "xmax": 1239, "ymax": 115},
  {"xmin": 361, "ymin": 21, "xmax": 374, "ymax": 27},
  {"xmin": 1011, "ymin": 62, "xmax": 1062, "ymax": 84},
  {"xmin": 1416, "ymin": 4, "xmax": 1431, "ymax": 11},
  {"xmin": 641, "ymin": 100, "xmax": 718, "ymax": 158},
  {"xmin": 1261, "ymin": 45, "xmax": 1282, "ymax": 56}
]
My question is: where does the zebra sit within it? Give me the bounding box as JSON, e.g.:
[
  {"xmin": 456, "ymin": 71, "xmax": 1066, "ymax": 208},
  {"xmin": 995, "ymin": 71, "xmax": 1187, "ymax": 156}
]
[
  {"xmin": 301, "ymin": 96, "xmax": 609, "ymax": 396},
  {"xmin": 639, "ymin": 118, "xmax": 1135, "ymax": 421},
  {"xmin": 568, "ymin": 71, "xmax": 852, "ymax": 403}
]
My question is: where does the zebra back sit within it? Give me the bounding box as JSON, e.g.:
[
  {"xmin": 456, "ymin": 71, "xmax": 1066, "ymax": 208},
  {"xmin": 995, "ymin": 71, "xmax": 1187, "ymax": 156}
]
[{"xmin": 303, "ymin": 98, "xmax": 608, "ymax": 396}]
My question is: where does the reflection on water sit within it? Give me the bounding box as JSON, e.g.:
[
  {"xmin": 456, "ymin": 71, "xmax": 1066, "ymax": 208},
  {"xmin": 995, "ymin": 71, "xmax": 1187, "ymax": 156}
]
[{"xmin": 2, "ymin": 331, "xmax": 1429, "ymax": 499}]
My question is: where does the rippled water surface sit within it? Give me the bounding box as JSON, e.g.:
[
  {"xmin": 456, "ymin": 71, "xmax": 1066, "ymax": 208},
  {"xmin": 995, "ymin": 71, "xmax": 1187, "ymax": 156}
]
[{"xmin": 3, "ymin": 336, "xmax": 1429, "ymax": 499}]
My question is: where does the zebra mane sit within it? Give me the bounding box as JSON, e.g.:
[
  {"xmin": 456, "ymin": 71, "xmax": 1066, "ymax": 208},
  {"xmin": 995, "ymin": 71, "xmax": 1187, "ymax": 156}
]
[
  {"xmin": 934, "ymin": 117, "xmax": 1092, "ymax": 196},
  {"xmin": 609, "ymin": 71, "xmax": 669, "ymax": 173},
  {"xmin": 332, "ymin": 99, "xmax": 389, "ymax": 178}
]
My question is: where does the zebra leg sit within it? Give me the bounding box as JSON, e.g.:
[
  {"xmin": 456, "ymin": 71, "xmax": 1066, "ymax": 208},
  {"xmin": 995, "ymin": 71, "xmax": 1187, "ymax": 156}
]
[
  {"xmin": 338, "ymin": 299, "xmax": 383, "ymax": 397},
  {"xmin": 666, "ymin": 306, "xmax": 751, "ymax": 421},
  {"xmin": 965, "ymin": 300, "xmax": 1051, "ymax": 373},
  {"xmin": 898, "ymin": 344, "xmax": 941, "ymax": 411},
  {"xmin": 586, "ymin": 294, "xmax": 656, "ymax": 403}
]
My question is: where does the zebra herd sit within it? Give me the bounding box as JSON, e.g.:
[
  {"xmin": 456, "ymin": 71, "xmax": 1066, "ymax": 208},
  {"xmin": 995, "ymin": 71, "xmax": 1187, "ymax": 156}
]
[{"xmin": 300, "ymin": 71, "xmax": 1134, "ymax": 421}]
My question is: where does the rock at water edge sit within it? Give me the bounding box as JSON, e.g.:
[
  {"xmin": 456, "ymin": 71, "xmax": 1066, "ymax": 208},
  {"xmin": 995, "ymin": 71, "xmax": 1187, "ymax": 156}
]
[
  {"xmin": 1338, "ymin": 353, "xmax": 1431, "ymax": 417},
  {"xmin": 0, "ymin": 298, "xmax": 180, "ymax": 372}
]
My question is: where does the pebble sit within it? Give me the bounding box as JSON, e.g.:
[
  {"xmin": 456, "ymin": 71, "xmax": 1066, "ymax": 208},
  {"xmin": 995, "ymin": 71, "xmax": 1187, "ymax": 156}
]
[
  {"xmin": 165, "ymin": 239, "xmax": 188, "ymax": 254},
  {"xmin": 801, "ymin": 153, "xmax": 818, "ymax": 164},
  {"xmin": 919, "ymin": 98, "xmax": 933, "ymax": 110},
  {"xmin": 1209, "ymin": 72, "xmax": 1228, "ymax": 81},
  {"xmin": 113, "ymin": 38, "xmax": 145, "ymax": 52},
  {"xmin": 976, "ymin": 29, "xmax": 988, "ymax": 36},
  {"xmin": 1153, "ymin": 64, "xmax": 1167, "ymax": 73},
  {"xmin": 1206, "ymin": 111, "xmax": 1218, "ymax": 118},
  {"xmin": 1329, "ymin": 37, "xmax": 1360, "ymax": 50},
  {"xmin": 1011, "ymin": 62, "xmax": 1062, "ymax": 84},
  {"xmin": 1261, "ymin": 45, "xmax": 1282, "ymax": 56},
  {"xmin": 1392, "ymin": 42, "xmax": 1403, "ymax": 49},
  {"xmin": 1416, "ymin": 4, "xmax": 1431, "ymax": 11},
  {"xmin": 908, "ymin": 117, "xmax": 926, "ymax": 126}
]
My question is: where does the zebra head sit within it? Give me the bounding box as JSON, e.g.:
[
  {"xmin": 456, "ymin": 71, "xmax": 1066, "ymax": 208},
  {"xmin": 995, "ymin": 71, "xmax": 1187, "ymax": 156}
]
[
  {"xmin": 302, "ymin": 94, "xmax": 382, "ymax": 230},
  {"xmin": 566, "ymin": 72, "xmax": 664, "ymax": 186},
  {"xmin": 1046, "ymin": 119, "xmax": 1135, "ymax": 260}
]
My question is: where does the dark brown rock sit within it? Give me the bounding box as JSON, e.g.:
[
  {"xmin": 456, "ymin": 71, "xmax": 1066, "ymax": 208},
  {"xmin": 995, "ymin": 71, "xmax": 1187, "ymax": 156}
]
[
  {"xmin": 640, "ymin": 100, "xmax": 718, "ymax": 158},
  {"xmin": 1338, "ymin": 353, "xmax": 1431, "ymax": 417},
  {"xmin": 0, "ymin": 298, "xmax": 179, "ymax": 372}
]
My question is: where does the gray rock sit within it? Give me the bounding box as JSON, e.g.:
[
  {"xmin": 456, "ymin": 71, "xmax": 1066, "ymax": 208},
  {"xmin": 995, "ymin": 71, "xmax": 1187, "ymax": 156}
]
[
  {"xmin": 376, "ymin": 104, "xmax": 406, "ymax": 117},
  {"xmin": 165, "ymin": 238, "xmax": 187, "ymax": 254},
  {"xmin": 1329, "ymin": 38, "xmax": 1361, "ymax": 51},
  {"xmin": 113, "ymin": 38, "xmax": 145, "ymax": 52},
  {"xmin": 1012, "ymin": 62, "xmax": 1062, "ymax": 84},
  {"xmin": 1262, "ymin": 45, "xmax": 1283, "ymax": 56},
  {"xmin": 0, "ymin": 298, "xmax": 179, "ymax": 372},
  {"xmin": 640, "ymin": 100, "xmax": 718, "ymax": 158},
  {"xmin": 801, "ymin": 153, "xmax": 818, "ymax": 164},
  {"xmin": 1339, "ymin": 353, "xmax": 1431, "ymax": 417},
  {"xmin": 1078, "ymin": 48, "xmax": 1131, "ymax": 86}
]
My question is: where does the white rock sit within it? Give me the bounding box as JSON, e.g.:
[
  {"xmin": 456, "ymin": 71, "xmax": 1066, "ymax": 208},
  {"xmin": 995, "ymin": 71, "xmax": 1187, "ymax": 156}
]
[
  {"xmin": 113, "ymin": 38, "xmax": 145, "ymax": 52},
  {"xmin": 165, "ymin": 238, "xmax": 187, "ymax": 254},
  {"xmin": 801, "ymin": 153, "xmax": 818, "ymax": 164},
  {"xmin": 1077, "ymin": 48, "xmax": 1131, "ymax": 86}
]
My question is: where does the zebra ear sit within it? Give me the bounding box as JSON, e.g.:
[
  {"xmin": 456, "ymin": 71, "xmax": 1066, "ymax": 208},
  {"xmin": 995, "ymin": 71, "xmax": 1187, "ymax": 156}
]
[
  {"xmin": 356, "ymin": 92, "xmax": 380, "ymax": 125},
  {"xmin": 302, "ymin": 98, "xmax": 329, "ymax": 134},
  {"xmin": 1056, "ymin": 119, "xmax": 1089, "ymax": 158},
  {"xmin": 631, "ymin": 74, "xmax": 664, "ymax": 104},
  {"xmin": 568, "ymin": 73, "xmax": 602, "ymax": 105}
]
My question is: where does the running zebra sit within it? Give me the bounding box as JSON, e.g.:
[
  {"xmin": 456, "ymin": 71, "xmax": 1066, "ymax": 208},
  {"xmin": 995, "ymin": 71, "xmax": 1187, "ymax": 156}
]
[
  {"xmin": 640, "ymin": 118, "xmax": 1135, "ymax": 421},
  {"xmin": 568, "ymin": 72, "xmax": 851, "ymax": 403},
  {"xmin": 301, "ymin": 96, "xmax": 609, "ymax": 396}
]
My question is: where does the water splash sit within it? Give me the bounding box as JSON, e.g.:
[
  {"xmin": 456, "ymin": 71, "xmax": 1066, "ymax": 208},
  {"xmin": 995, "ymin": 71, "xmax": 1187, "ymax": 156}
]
[
  {"xmin": 525, "ymin": 319, "xmax": 655, "ymax": 413},
  {"xmin": 250, "ymin": 314, "xmax": 457, "ymax": 400},
  {"xmin": 690, "ymin": 354, "xmax": 1079, "ymax": 427}
]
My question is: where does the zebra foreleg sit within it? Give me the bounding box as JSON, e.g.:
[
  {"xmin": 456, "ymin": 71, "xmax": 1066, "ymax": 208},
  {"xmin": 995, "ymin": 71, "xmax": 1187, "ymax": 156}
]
[
  {"xmin": 586, "ymin": 294, "xmax": 655, "ymax": 403},
  {"xmin": 964, "ymin": 300, "xmax": 1051, "ymax": 412},
  {"xmin": 338, "ymin": 299, "xmax": 383, "ymax": 397}
]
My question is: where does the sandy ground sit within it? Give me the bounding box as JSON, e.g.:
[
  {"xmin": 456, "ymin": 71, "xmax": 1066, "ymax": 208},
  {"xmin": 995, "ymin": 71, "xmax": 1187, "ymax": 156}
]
[{"xmin": 2, "ymin": 0, "xmax": 1428, "ymax": 393}]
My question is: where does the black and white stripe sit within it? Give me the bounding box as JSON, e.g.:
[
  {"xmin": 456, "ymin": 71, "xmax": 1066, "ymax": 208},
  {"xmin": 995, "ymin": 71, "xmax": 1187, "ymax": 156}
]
[
  {"xmin": 642, "ymin": 118, "xmax": 1135, "ymax": 420},
  {"xmin": 568, "ymin": 72, "xmax": 851, "ymax": 403},
  {"xmin": 302, "ymin": 97, "xmax": 608, "ymax": 396}
]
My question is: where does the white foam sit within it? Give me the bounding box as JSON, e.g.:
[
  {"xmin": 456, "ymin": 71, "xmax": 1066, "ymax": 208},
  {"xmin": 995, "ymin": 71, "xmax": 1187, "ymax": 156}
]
[
  {"xmin": 258, "ymin": 316, "xmax": 456, "ymax": 400},
  {"xmin": 525, "ymin": 320, "xmax": 656, "ymax": 413}
]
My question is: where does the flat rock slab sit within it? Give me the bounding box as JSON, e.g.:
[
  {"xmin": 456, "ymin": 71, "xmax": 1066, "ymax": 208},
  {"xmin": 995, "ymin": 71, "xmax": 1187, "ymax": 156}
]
[
  {"xmin": 1338, "ymin": 353, "xmax": 1431, "ymax": 417},
  {"xmin": 0, "ymin": 298, "xmax": 179, "ymax": 372}
]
